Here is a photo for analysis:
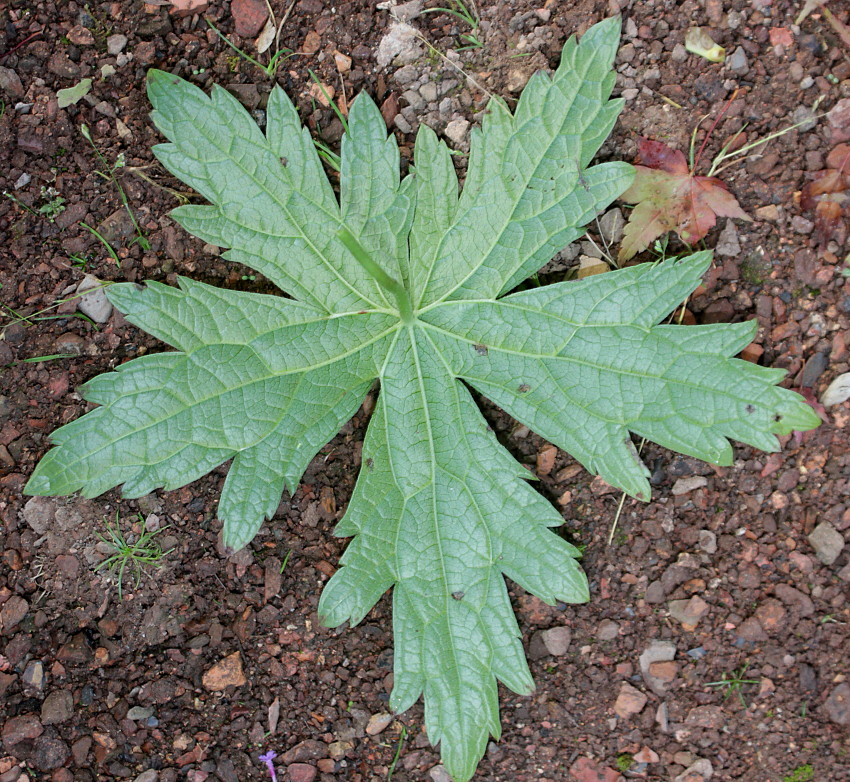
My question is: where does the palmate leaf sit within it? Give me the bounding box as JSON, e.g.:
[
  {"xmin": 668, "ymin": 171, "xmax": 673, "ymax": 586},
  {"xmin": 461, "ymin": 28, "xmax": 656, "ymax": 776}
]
[{"xmin": 25, "ymin": 18, "xmax": 820, "ymax": 781}]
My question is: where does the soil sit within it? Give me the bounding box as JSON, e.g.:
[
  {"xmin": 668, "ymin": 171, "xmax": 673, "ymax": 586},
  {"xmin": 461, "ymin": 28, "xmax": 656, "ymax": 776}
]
[{"xmin": 1, "ymin": 1, "xmax": 849, "ymax": 781}]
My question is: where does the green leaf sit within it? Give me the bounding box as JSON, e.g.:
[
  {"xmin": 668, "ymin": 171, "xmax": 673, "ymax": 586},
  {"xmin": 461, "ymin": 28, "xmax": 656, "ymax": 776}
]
[
  {"xmin": 26, "ymin": 18, "xmax": 821, "ymax": 782},
  {"xmin": 56, "ymin": 78, "xmax": 92, "ymax": 108}
]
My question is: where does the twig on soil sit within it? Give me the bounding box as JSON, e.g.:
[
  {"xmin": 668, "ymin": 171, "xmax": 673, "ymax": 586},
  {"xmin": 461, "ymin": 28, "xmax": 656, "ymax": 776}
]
[{"xmin": 0, "ymin": 29, "xmax": 43, "ymax": 60}]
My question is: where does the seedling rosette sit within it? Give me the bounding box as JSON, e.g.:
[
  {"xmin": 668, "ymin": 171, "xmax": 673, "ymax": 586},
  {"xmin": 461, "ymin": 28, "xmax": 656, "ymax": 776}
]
[{"xmin": 25, "ymin": 18, "xmax": 819, "ymax": 781}]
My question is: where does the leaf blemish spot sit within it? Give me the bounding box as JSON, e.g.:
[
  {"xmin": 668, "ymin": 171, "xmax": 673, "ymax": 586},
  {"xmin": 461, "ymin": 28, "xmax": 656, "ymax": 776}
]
[
  {"xmin": 452, "ymin": 591, "xmax": 465, "ymax": 600},
  {"xmin": 517, "ymin": 383, "xmax": 530, "ymax": 393},
  {"xmin": 745, "ymin": 404, "xmax": 755, "ymax": 414},
  {"xmin": 473, "ymin": 343, "xmax": 488, "ymax": 356}
]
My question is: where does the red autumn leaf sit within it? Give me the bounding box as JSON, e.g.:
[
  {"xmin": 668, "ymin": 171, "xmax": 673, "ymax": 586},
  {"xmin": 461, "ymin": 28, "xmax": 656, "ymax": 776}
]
[{"xmin": 618, "ymin": 137, "xmax": 751, "ymax": 262}]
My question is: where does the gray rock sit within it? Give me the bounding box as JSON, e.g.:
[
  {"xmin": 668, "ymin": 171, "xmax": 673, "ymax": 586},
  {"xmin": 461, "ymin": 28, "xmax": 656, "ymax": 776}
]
[
  {"xmin": 715, "ymin": 220, "xmax": 741, "ymax": 256},
  {"xmin": 645, "ymin": 580, "xmax": 666, "ymax": 604},
  {"xmin": 672, "ymin": 475, "xmax": 708, "ymax": 495},
  {"xmin": 824, "ymin": 683, "xmax": 850, "ymax": 726},
  {"xmin": 444, "ymin": 119, "xmax": 470, "ymax": 146},
  {"xmin": 728, "ymin": 47, "xmax": 749, "ymax": 75},
  {"xmin": 134, "ymin": 771, "xmax": 159, "ymax": 782},
  {"xmin": 639, "ymin": 639, "xmax": 676, "ymax": 695},
  {"xmin": 0, "ymin": 66, "xmax": 24, "ymax": 98},
  {"xmin": 41, "ymin": 690, "xmax": 74, "ymax": 724},
  {"xmin": 394, "ymin": 114, "xmax": 413, "ymax": 134},
  {"xmin": 807, "ymin": 521, "xmax": 845, "ymax": 565},
  {"xmin": 429, "ymin": 766, "xmax": 452, "ymax": 782},
  {"xmin": 377, "ymin": 22, "xmax": 423, "ymax": 68},
  {"xmin": 77, "ymin": 274, "xmax": 113, "ymax": 323},
  {"xmin": 674, "ymin": 759, "xmax": 713, "ymax": 782},
  {"xmin": 31, "ymin": 735, "xmax": 70, "ymax": 771},
  {"xmin": 671, "ymin": 43, "xmax": 687, "ymax": 62},
  {"xmin": 507, "ymin": 67, "xmax": 532, "ymax": 93},
  {"xmin": 126, "ymin": 706, "xmax": 155, "ymax": 721},
  {"xmin": 106, "ymin": 34, "xmax": 128, "ymax": 55},
  {"xmin": 401, "ymin": 89, "xmax": 425, "ymax": 112},
  {"xmin": 791, "ymin": 215, "xmax": 814, "ymax": 234},
  {"xmin": 23, "ymin": 496, "xmax": 57, "ymax": 534},
  {"xmin": 419, "ymin": 81, "xmax": 438, "ymax": 103},
  {"xmin": 540, "ymin": 626, "xmax": 571, "ymax": 655},
  {"xmin": 22, "ymin": 660, "xmax": 45, "ymax": 691},
  {"xmin": 598, "ymin": 208, "xmax": 625, "ymax": 245},
  {"xmin": 596, "ymin": 620, "xmax": 619, "ymax": 641},
  {"xmin": 698, "ymin": 530, "xmax": 717, "ymax": 554}
]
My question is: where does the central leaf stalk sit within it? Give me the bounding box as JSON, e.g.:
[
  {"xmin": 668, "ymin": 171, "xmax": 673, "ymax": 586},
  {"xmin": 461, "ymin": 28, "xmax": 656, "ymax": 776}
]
[{"xmin": 337, "ymin": 227, "xmax": 414, "ymax": 323}]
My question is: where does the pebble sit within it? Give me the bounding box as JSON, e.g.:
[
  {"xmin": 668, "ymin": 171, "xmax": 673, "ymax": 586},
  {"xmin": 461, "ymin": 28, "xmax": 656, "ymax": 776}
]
[
  {"xmin": 31, "ymin": 736, "xmax": 70, "ymax": 771},
  {"xmin": 126, "ymin": 706, "xmax": 155, "ymax": 721},
  {"xmin": 444, "ymin": 118, "xmax": 470, "ymax": 146},
  {"xmin": 715, "ymin": 220, "xmax": 741, "ymax": 256},
  {"xmin": 1, "ymin": 714, "xmax": 43, "ymax": 745},
  {"xmin": 672, "ymin": 476, "xmax": 707, "ymax": 495},
  {"xmin": 807, "ymin": 522, "xmax": 845, "ymax": 565},
  {"xmin": 41, "ymin": 690, "xmax": 74, "ymax": 725},
  {"xmin": 365, "ymin": 712, "xmax": 393, "ymax": 735},
  {"xmin": 419, "ymin": 82, "xmax": 438, "ymax": 103},
  {"xmin": 376, "ymin": 22, "xmax": 423, "ymax": 68},
  {"xmin": 668, "ymin": 596, "xmax": 710, "ymax": 629},
  {"xmin": 671, "ymin": 43, "xmax": 687, "ymax": 62},
  {"xmin": 77, "ymin": 275, "xmax": 113, "ymax": 323},
  {"xmin": 540, "ymin": 626, "xmax": 571, "ymax": 655},
  {"xmin": 614, "ymin": 682, "xmax": 647, "ymax": 718},
  {"xmin": 0, "ymin": 595, "xmax": 29, "ymax": 632},
  {"xmin": 134, "ymin": 771, "xmax": 159, "ymax": 782},
  {"xmin": 201, "ymin": 652, "xmax": 246, "ymax": 691},
  {"xmin": 507, "ymin": 67, "xmax": 532, "ymax": 93},
  {"xmin": 674, "ymin": 758, "xmax": 713, "ymax": 782},
  {"xmin": 0, "ymin": 66, "xmax": 24, "ymax": 98},
  {"xmin": 596, "ymin": 619, "xmax": 619, "ymax": 641},
  {"xmin": 428, "ymin": 765, "xmax": 452, "ymax": 782},
  {"xmin": 107, "ymin": 34, "xmax": 128, "ymax": 55},
  {"xmin": 790, "ymin": 216, "xmax": 814, "ymax": 235},
  {"xmin": 645, "ymin": 581, "xmax": 666, "ymax": 604},
  {"xmin": 728, "ymin": 46, "xmax": 749, "ymax": 75},
  {"xmin": 22, "ymin": 660, "xmax": 45, "ymax": 691},
  {"xmin": 824, "ymin": 682, "xmax": 850, "ymax": 726},
  {"xmin": 286, "ymin": 764, "xmax": 316, "ymax": 782},
  {"xmin": 598, "ymin": 208, "xmax": 625, "ymax": 244},
  {"xmin": 698, "ymin": 530, "xmax": 717, "ymax": 554},
  {"xmin": 639, "ymin": 640, "xmax": 676, "ymax": 695}
]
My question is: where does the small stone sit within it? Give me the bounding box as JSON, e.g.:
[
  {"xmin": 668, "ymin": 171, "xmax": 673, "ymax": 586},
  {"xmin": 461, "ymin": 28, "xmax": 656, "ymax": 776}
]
[
  {"xmin": 614, "ymin": 682, "xmax": 647, "ymax": 718},
  {"xmin": 77, "ymin": 275, "xmax": 113, "ymax": 323},
  {"xmin": 202, "ymin": 652, "xmax": 246, "ymax": 691},
  {"xmin": 302, "ymin": 31, "xmax": 321, "ymax": 55},
  {"xmin": 753, "ymin": 598, "xmax": 786, "ymax": 633},
  {"xmin": 540, "ymin": 626, "xmax": 571, "ymax": 656},
  {"xmin": 32, "ymin": 736, "xmax": 70, "ymax": 771},
  {"xmin": 14, "ymin": 172, "xmax": 30, "ymax": 189},
  {"xmin": 715, "ymin": 220, "xmax": 740, "ymax": 256},
  {"xmin": 67, "ymin": 25, "xmax": 95, "ymax": 45},
  {"xmin": 0, "ymin": 66, "xmax": 25, "ymax": 99},
  {"xmin": 429, "ymin": 766, "xmax": 452, "ymax": 782},
  {"xmin": 754, "ymin": 204, "xmax": 780, "ymax": 221},
  {"xmin": 2, "ymin": 714, "xmax": 43, "ymax": 745},
  {"xmin": 807, "ymin": 522, "xmax": 845, "ymax": 565},
  {"xmin": 639, "ymin": 640, "xmax": 676, "ymax": 695},
  {"xmin": 790, "ymin": 215, "xmax": 814, "ymax": 235},
  {"xmin": 507, "ymin": 67, "xmax": 531, "ymax": 93},
  {"xmin": 53, "ymin": 332, "xmax": 85, "ymax": 356},
  {"xmin": 698, "ymin": 530, "xmax": 717, "ymax": 554},
  {"xmin": 647, "ymin": 660, "xmax": 678, "ymax": 682},
  {"xmin": 231, "ymin": 0, "xmax": 269, "ymax": 38},
  {"xmin": 634, "ymin": 745, "xmax": 660, "ymax": 764},
  {"xmin": 134, "ymin": 771, "xmax": 159, "ymax": 782},
  {"xmin": 674, "ymin": 758, "xmax": 713, "ymax": 782},
  {"xmin": 365, "ymin": 712, "xmax": 393, "ymax": 735},
  {"xmin": 376, "ymin": 22, "xmax": 423, "ymax": 68},
  {"xmin": 333, "ymin": 51, "xmax": 351, "ymax": 74},
  {"xmin": 126, "ymin": 706, "xmax": 155, "ymax": 721},
  {"xmin": 685, "ymin": 705, "xmax": 725, "ymax": 729},
  {"xmin": 444, "ymin": 119, "xmax": 470, "ymax": 146},
  {"xmin": 0, "ymin": 595, "xmax": 29, "ymax": 633},
  {"xmin": 824, "ymin": 683, "xmax": 850, "ymax": 726},
  {"xmin": 672, "ymin": 476, "xmax": 708, "ymax": 495},
  {"xmin": 39, "ymin": 691, "xmax": 72, "ymax": 725},
  {"xmin": 106, "ymin": 34, "xmax": 128, "ymax": 54},
  {"xmin": 419, "ymin": 82, "xmax": 438, "ymax": 103},
  {"xmin": 672, "ymin": 43, "xmax": 687, "ymax": 62},
  {"xmin": 286, "ymin": 764, "xmax": 317, "ymax": 782},
  {"xmin": 22, "ymin": 660, "xmax": 45, "ymax": 691},
  {"xmin": 728, "ymin": 46, "xmax": 748, "ymax": 75},
  {"xmin": 280, "ymin": 740, "xmax": 326, "ymax": 765},
  {"xmin": 596, "ymin": 619, "xmax": 619, "ymax": 641},
  {"xmin": 645, "ymin": 580, "xmax": 666, "ymax": 604},
  {"xmin": 736, "ymin": 616, "xmax": 766, "ymax": 642},
  {"xmin": 598, "ymin": 208, "xmax": 625, "ymax": 244},
  {"xmin": 668, "ymin": 596, "xmax": 710, "ymax": 629},
  {"xmin": 569, "ymin": 757, "xmax": 620, "ymax": 782}
]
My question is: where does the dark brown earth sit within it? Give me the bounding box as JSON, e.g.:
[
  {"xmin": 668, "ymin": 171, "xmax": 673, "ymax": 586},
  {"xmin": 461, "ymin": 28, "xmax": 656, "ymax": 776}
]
[{"xmin": 1, "ymin": 1, "xmax": 849, "ymax": 781}]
